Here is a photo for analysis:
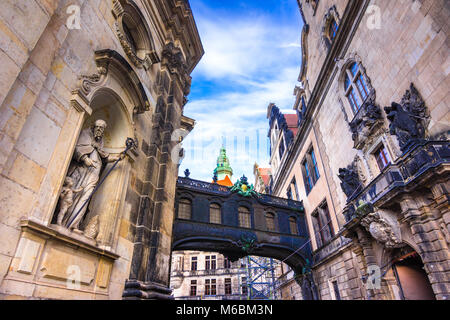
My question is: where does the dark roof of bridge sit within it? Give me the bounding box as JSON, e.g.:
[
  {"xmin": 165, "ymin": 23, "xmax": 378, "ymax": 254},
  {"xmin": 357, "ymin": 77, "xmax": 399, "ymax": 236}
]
[{"xmin": 177, "ymin": 176, "xmax": 304, "ymax": 212}]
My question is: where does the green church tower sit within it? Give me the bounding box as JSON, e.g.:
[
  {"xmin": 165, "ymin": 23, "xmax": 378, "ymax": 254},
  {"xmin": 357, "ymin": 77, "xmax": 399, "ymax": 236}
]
[{"xmin": 213, "ymin": 147, "xmax": 233, "ymax": 182}]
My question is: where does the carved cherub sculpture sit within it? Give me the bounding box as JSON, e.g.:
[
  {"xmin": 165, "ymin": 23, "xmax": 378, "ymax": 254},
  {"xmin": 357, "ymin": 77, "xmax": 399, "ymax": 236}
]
[{"xmin": 56, "ymin": 176, "xmax": 83, "ymax": 226}]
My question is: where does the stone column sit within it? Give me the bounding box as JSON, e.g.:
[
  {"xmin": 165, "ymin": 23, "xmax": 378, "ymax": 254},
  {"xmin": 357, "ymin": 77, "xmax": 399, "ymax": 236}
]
[
  {"xmin": 123, "ymin": 42, "xmax": 189, "ymax": 299},
  {"xmin": 400, "ymin": 193, "xmax": 450, "ymax": 300}
]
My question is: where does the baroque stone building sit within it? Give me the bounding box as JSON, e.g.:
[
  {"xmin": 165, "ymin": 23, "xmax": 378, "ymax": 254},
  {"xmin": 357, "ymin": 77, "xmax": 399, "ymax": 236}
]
[
  {"xmin": 267, "ymin": 0, "xmax": 449, "ymax": 300},
  {"xmin": 0, "ymin": 0, "xmax": 203, "ymax": 299},
  {"xmin": 170, "ymin": 251, "xmax": 248, "ymax": 300}
]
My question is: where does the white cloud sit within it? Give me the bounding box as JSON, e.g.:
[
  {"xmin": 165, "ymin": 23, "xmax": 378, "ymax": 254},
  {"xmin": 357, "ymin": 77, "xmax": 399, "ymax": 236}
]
[{"xmin": 180, "ymin": 5, "xmax": 303, "ymax": 182}]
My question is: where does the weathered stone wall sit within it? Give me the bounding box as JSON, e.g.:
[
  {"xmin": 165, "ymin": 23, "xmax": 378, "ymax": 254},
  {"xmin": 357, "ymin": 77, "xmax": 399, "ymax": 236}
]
[{"xmin": 0, "ymin": 0, "xmax": 202, "ymax": 300}]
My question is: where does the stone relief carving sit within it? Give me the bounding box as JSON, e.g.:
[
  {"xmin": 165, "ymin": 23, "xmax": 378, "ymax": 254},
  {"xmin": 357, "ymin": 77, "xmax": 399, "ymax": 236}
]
[
  {"xmin": 55, "ymin": 119, "xmax": 124, "ymax": 236},
  {"xmin": 384, "ymin": 83, "xmax": 430, "ymax": 153},
  {"xmin": 338, "ymin": 163, "xmax": 363, "ymax": 201},
  {"xmin": 360, "ymin": 212, "xmax": 402, "ymax": 248},
  {"xmin": 352, "ymin": 156, "xmax": 367, "ymax": 185}
]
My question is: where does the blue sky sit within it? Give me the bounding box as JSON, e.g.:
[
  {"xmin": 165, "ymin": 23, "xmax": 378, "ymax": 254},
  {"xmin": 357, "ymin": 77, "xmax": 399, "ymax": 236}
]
[{"xmin": 180, "ymin": 0, "xmax": 304, "ymax": 183}]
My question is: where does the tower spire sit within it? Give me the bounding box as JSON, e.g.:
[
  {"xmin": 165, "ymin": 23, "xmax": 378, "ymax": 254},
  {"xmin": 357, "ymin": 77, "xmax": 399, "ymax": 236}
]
[{"xmin": 212, "ymin": 146, "xmax": 233, "ymax": 186}]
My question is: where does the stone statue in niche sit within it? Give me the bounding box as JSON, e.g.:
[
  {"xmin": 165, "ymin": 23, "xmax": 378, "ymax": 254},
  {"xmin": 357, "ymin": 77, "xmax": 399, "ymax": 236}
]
[
  {"xmin": 384, "ymin": 83, "xmax": 429, "ymax": 152},
  {"xmin": 57, "ymin": 119, "xmax": 123, "ymax": 234},
  {"xmin": 338, "ymin": 164, "xmax": 362, "ymax": 200}
]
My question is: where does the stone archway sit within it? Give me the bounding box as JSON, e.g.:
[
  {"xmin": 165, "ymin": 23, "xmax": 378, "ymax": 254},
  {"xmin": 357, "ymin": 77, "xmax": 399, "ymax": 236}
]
[{"xmin": 389, "ymin": 246, "xmax": 436, "ymax": 300}]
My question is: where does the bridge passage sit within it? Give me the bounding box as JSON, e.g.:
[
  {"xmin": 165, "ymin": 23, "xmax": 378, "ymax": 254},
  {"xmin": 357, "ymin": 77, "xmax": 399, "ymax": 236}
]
[{"xmin": 172, "ymin": 177, "xmax": 312, "ymax": 280}]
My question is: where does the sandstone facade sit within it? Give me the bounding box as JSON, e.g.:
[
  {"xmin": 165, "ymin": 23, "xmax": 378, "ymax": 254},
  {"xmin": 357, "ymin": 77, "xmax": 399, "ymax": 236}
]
[
  {"xmin": 269, "ymin": 0, "xmax": 449, "ymax": 300},
  {"xmin": 0, "ymin": 0, "xmax": 203, "ymax": 300}
]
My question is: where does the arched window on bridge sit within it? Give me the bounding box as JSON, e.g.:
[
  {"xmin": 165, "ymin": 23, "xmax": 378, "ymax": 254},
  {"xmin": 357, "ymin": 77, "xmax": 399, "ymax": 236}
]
[
  {"xmin": 265, "ymin": 212, "xmax": 277, "ymax": 232},
  {"xmin": 238, "ymin": 207, "xmax": 251, "ymax": 228},
  {"xmin": 209, "ymin": 203, "xmax": 221, "ymax": 224},
  {"xmin": 289, "ymin": 217, "xmax": 299, "ymax": 235},
  {"xmin": 178, "ymin": 198, "xmax": 192, "ymax": 220}
]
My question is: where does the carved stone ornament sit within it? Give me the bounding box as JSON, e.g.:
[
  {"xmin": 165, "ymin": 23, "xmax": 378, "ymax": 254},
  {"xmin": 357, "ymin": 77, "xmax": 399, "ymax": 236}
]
[
  {"xmin": 338, "ymin": 163, "xmax": 363, "ymax": 201},
  {"xmin": 349, "ymin": 92, "xmax": 383, "ymax": 150},
  {"xmin": 161, "ymin": 42, "xmax": 192, "ymax": 97},
  {"xmin": 352, "ymin": 156, "xmax": 367, "ymax": 184},
  {"xmin": 112, "ymin": 0, "xmax": 160, "ymax": 70},
  {"xmin": 84, "ymin": 215, "xmax": 100, "ymax": 240},
  {"xmin": 360, "ymin": 212, "xmax": 402, "ymax": 248},
  {"xmin": 384, "ymin": 83, "xmax": 430, "ymax": 153},
  {"xmin": 321, "ymin": 5, "xmax": 340, "ymax": 49}
]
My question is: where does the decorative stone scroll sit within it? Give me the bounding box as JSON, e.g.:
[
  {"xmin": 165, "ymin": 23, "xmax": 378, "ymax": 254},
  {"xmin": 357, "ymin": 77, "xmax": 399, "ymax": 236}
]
[{"xmin": 384, "ymin": 83, "xmax": 430, "ymax": 153}]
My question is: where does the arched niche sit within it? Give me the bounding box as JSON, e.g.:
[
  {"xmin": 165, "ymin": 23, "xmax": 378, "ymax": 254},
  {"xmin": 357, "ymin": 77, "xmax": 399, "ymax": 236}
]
[
  {"xmin": 82, "ymin": 89, "xmax": 132, "ymax": 154},
  {"xmin": 50, "ymin": 49, "xmax": 151, "ymax": 251},
  {"xmin": 80, "ymin": 88, "xmax": 134, "ymax": 250}
]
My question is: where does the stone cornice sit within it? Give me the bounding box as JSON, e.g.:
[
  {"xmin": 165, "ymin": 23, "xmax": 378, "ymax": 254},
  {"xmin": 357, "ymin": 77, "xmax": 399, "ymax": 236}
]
[{"xmin": 151, "ymin": 0, "xmax": 204, "ymax": 74}]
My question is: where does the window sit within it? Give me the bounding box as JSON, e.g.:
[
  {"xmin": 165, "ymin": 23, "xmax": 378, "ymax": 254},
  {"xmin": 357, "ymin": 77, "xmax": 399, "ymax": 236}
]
[
  {"xmin": 210, "ymin": 203, "xmax": 221, "ymax": 224},
  {"xmin": 287, "ymin": 187, "xmax": 293, "ymax": 200},
  {"xmin": 178, "ymin": 199, "xmax": 191, "ymax": 219},
  {"xmin": 224, "ymin": 257, "xmax": 231, "ymax": 269},
  {"xmin": 265, "ymin": 213, "xmax": 276, "ymax": 232},
  {"xmin": 374, "ymin": 145, "xmax": 391, "ymax": 171},
  {"xmin": 113, "ymin": 1, "xmax": 159, "ymax": 69},
  {"xmin": 328, "ymin": 18, "xmax": 338, "ymax": 42},
  {"xmin": 225, "ymin": 278, "xmax": 232, "ymax": 295},
  {"xmin": 205, "ymin": 255, "xmax": 216, "ymax": 271},
  {"xmin": 289, "ymin": 217, "xmax": 298, "ymax": 235},
  {"xmin": 190, "ymin": 280, "xmax": 197, "ymax": 296},
  {"xmin": 191, "ymin": 257, "xmax": 197, "ymax": 271},
  {"xmin": 242, "ymin": 277, "xmax": 248, "ymax": 295},
  {"xmin": 344, "ymin": 62, "xmax": 370, "ymax": 114},
  {"xmin": 310, "ymin": 149, "xmax": 320, "ymax": 181},
  {"xmin": 122, "ymin": 20, "xmax": 138, "ymax": 54},
  {"xmin": 332, "ymin": 281, "xmax": 341, "ymax": 300},
  {"xmin": 302, "ymin": 147, "xmax": 320, "ymax": 194},
  {"xmin": 312, "ymin": 202, "xmax": 335, "ymax": 248},
  {"xmin": 176, "ymin": 256, "xmax": 184, "ymax": 271},
  {"xmin": 302, "ymin": 159, "xmax": 313, "ymax": 194},
  {"xmin": 205, "ymin": 279, "xmax": 216, "ymax": 296},
  {"xmin": 279, "ymin": 137, "xmax": 285, "ymax": 159},
  {"xmin": 238, "ymin": 207, "xmax": 251, "ymax": 228},
  {"xmin": 292, "ymin": 178, "xmax": 300, "ymax": 201},
  {"xmin": 211, "ymin": 255, "xmax": 216, "ymax": 270}
]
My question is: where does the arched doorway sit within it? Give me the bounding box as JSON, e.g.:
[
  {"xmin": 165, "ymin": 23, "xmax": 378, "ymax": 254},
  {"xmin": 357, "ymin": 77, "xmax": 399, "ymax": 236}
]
[{"xmin": 389, "ymin": 246, "xmax": 436, "ymax": 300}]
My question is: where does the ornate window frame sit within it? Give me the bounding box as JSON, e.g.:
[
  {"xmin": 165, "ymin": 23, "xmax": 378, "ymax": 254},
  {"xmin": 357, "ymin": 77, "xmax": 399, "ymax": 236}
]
[
  {"xmin": 305, "ymin": 0, "xmax": 320, "ymax": 16},
  {"xmin": 337, "ymin": 53, "xmax": 384, "ymax": 151},
  {"xmin": 112, "ymin": 0, "xmax": 160, "ymax": 70},
  {"xmin": 321, "ymin": 6, "xmax": 341, "ymax": 50}
]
